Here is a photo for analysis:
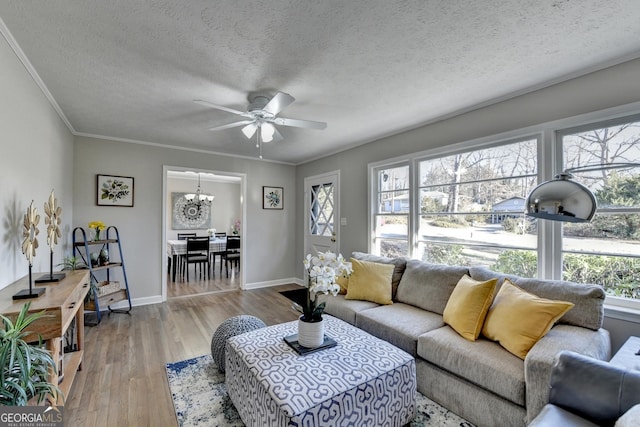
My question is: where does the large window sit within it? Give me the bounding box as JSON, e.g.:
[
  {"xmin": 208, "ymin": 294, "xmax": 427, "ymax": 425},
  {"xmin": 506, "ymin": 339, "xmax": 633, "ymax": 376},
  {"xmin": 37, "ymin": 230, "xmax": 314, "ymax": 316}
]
[
  {"xmin": 417, "ymin": 140, "xmax": 538, "ymax": 272},
  {"xmin": 559, "ymin": 117, "xmax": 640, "ymax": 300},
  {"xmin": 370, "ymin": 113, "xmax": 640, "ymax": 306}
]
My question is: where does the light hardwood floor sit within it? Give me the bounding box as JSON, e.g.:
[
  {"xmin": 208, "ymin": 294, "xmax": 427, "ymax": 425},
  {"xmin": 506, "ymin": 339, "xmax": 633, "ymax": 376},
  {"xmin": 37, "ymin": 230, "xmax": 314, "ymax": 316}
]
[
  {"xmin": 64, "ymin": 283, "xmax": 301, "ymax": 426},
  {"xmin": 167, "ymin": 260, "xmax": 239, "ymax": 298}
]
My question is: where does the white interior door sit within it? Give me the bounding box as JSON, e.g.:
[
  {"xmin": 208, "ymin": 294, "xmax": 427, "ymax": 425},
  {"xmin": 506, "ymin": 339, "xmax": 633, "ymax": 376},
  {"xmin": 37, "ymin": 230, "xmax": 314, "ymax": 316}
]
[{"xmin": 304, "ymin": 171, "xmax": 340, "ymax": 256}]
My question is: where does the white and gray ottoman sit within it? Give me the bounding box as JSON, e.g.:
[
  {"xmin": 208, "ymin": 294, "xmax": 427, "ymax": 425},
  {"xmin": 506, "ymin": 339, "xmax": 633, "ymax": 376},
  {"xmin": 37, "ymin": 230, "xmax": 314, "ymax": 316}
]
[
  {"xmin": 226, "ymin": 315, "xmax": 416, "ymax": 427},
  {"xmin": 210, "ymin": 315, "xmax": 266, "ymax": 372}
]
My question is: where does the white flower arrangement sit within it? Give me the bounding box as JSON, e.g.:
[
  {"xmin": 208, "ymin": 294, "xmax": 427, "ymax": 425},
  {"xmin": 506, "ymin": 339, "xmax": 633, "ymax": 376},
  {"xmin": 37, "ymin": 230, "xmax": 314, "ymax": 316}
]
[
  {"xmin": 301, "ymin": 251, "xmax": 352, "ymax": 322},
  {"xmin": 207, "ymin": 228, "xmax": 216, "ymax": 237}
]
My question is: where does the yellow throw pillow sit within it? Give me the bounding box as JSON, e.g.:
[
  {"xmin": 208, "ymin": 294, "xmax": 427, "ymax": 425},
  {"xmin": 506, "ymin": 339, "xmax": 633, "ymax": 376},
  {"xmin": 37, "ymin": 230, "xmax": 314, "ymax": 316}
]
[
  {"xmin": 482, "ymin": 279, "xmax": 574, "ymax": 359},
  {"xmin": 344, "ymin": 258, "xmax": 394, "ymax": 305},
  {"xmin": 443, "ymin": 275, "xmax": 498, "ymax": 341},
  {"xmin": 336, "ymin": 275, "xmax": 349, "ymax": 294}
]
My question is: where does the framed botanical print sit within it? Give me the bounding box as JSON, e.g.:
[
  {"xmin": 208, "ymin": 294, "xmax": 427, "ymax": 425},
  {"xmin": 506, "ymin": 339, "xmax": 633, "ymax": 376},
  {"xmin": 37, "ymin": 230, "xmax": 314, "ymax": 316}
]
[
  {"xmin": 97, "ymin": 174, "xmax": 134, "ymax": 207},
  {"xmin": 263, "ymin": 186, "xmax": 284, "ymax": 210}
]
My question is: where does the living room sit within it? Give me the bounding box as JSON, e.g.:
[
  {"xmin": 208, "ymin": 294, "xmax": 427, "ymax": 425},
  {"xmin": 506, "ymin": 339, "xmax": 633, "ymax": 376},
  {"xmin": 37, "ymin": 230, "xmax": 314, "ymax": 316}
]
[{"xmin": 1, "ymin": 2, "xmax": 640, "ymax": 426}]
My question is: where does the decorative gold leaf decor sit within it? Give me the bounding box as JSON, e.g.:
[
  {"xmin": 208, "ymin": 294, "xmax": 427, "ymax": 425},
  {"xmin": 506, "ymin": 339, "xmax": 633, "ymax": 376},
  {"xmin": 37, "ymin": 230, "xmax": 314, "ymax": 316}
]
[
  {"xmin": 44, "ymin": 189, "xmax": 62, "ymax": 250},
  {"xmin": 21, "ymin": 200, "xmax": 39, "ymax": 266},
  {"xmin": 14, "ymin": 200, "xmax": 45, "ymax": 299}
]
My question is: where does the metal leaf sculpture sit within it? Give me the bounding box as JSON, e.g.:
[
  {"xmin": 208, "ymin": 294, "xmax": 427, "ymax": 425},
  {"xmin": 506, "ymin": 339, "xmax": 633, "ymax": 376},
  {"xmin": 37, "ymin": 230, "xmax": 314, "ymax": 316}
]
[
  {"xmin": 44, "ymin": 190, "xmax": 62, "ymax": 250},
  {"xmin": 21, "ymin": 201, "xmax": 40, "ymax": 266}
]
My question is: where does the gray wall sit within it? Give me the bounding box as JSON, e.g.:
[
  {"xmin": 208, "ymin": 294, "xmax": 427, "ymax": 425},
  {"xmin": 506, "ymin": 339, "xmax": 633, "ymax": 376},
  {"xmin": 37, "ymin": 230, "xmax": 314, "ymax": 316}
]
[
  {"xmin": 0, "ymin": 33, "xmax": 74, "ymax": 288},
  {"xmin": 296, "ymin": 58, "xmax": 640, "ymax": 353},
  {"xmin": 73, "ymin": 136, "xmax": 297, "ymax": 303}
]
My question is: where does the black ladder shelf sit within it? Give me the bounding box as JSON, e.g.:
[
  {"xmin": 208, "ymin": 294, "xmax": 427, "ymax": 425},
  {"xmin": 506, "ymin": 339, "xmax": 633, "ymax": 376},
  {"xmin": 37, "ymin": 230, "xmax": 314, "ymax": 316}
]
[{"xmin": 72, "ymin": 225, "xmax": 132, "ymax": 324}]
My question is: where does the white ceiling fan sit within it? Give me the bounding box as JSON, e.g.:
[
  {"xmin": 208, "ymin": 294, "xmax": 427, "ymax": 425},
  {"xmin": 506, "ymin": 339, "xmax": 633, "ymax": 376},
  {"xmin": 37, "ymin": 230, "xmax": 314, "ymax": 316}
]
[{"xmin": 194, "ymin": 92, "xmax": 327, "ymax": 158}]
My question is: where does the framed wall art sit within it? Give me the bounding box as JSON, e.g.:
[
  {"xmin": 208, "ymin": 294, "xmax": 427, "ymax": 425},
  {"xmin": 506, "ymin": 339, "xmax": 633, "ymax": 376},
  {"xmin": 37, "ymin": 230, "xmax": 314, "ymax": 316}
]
[
  {"xmin": 171, "ymin": 192, "xmax": 212, "ymax": 229},
  {"xmin": 97, "ymin": 174, "xmax": 134, "ymax": 207},
  {"xmin": 263, "ymin": 186, "xmax": 284, "ymax": 210}
]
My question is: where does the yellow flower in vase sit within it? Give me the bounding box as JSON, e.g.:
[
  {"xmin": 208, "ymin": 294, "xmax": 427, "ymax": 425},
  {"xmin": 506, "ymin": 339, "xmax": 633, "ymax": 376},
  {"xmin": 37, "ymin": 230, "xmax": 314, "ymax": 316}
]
[{"xmin": 88, "ymin": 221, "xmax": 106, "ymax": 241}]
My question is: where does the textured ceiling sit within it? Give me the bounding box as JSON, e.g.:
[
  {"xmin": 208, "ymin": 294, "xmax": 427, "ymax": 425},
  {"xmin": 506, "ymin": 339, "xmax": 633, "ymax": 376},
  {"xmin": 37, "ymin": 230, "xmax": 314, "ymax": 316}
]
[{"xmin": 1, "ymin": 1, "xmax": 640, "ymax": 164}]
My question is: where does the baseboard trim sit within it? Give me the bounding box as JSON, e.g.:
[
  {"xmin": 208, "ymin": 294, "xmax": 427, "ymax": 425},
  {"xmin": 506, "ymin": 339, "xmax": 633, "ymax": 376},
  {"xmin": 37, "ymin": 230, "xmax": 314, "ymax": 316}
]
[
  {"xmin": 107, "ymin": 295, "xmax": 163, "ymax": 310},
  {"xmin": 244, "ymin": 277, "xmax": 303, "ymax": 290}
]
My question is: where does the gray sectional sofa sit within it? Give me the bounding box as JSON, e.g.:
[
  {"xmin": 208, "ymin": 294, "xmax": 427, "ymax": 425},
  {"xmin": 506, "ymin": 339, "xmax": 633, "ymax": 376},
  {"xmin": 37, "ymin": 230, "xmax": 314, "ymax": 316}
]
[{"xmin": 319, "ymin": 252, "xmax": 611, "ymax": 427}]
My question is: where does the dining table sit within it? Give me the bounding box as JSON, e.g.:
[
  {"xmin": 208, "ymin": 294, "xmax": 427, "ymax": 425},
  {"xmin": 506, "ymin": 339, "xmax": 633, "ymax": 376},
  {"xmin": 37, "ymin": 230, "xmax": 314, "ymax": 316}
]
[{"xmin": 167, "ymin": 237, "xmax": 226, "ymax": 282}]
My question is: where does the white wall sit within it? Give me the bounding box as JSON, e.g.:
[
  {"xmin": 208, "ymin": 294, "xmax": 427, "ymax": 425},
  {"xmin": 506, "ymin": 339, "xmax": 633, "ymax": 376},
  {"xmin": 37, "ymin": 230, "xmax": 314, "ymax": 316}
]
[
  {"xmin": 0, "ymin": 34, "xmax": 74, "ymax": 289},
  {"xmin": 295, "ymin": 58, "xmax": 640, "ymax": 353},
  {"xmin": 73, "ymin": 136, "xmax": 296, "ymax": 303},
  {"xmin": 166, "ymin": 175, "xmax": 240, "ymax": 240}
]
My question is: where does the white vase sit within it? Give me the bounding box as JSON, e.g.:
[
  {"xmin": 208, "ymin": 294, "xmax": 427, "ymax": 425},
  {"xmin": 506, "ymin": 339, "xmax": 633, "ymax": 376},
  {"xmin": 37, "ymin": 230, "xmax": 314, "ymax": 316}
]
[{"xmin": 298, "ymin": 316, "xmax": 325, "ymax": 348}]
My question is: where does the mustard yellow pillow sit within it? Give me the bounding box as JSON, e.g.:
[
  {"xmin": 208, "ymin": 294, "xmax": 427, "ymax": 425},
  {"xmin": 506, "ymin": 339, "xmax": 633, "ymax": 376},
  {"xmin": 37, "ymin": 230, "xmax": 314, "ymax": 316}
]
[
  {"xmin": 336, "ymin": 275, "xmax": 349, "ymax": 294},
  {"xmin": 443, "ymin": 275, "xmax": 498, "ymax": 341},
  {"xmin": 482, "ymin": 280, "xmax": 574, "ymax": 359},
  {"xmin": 344, "ymin": 258, "xmax": 394, "ymax": 305}
]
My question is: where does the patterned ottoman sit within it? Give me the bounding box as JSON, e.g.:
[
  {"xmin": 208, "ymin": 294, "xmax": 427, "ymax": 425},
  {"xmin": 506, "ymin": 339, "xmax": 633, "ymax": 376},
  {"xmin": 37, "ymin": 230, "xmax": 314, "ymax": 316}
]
[
  {"xmin": 210, "ymin": 315, "xmax": 266, "ymax": 372},
  {"xmin": 226, "ymin": 316, "xmax": 416, "ymax": 427}
]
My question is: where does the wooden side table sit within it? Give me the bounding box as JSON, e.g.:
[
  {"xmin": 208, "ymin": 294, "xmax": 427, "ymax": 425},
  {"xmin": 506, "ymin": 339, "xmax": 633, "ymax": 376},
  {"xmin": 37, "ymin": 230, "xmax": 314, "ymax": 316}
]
[
  {"xmin": 610, "ymin": 336, "xmax": 640, "ymax": 371},
  {"xmin": 0, "ymin": 270, "xmax": 90, "ymax": 403}
]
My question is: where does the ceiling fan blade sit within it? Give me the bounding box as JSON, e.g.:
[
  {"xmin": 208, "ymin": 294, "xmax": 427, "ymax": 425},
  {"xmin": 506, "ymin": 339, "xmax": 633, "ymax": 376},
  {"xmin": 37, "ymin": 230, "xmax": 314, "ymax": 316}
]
[
  {"xmin": 208, "ymin": 120, "xmax": 254, "ymax": 131},
  {"xmin": 194, "ymin": 99, "xmax": 252, "ymax": 117},
  {"xmin": 272, "ymin": 117, "xmax": 327, "ymax": 130},
  {"xmin": 263, "ymin": 92, "xmax": 295, "ymax": 116}
]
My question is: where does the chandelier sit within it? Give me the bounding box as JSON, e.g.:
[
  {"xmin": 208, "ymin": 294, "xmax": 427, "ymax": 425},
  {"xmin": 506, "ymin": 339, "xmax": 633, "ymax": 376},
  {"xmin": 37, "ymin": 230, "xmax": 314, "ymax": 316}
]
[{"xmin": 184, "ymin": 173, "xmax": 214, "ymax": 209}]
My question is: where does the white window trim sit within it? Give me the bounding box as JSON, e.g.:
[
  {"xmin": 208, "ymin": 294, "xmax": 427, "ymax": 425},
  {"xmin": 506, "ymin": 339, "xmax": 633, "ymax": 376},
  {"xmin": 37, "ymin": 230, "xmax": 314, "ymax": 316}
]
[{"xmin": 368, "ymin": 101, "xmax": 640, "ymax": 319}]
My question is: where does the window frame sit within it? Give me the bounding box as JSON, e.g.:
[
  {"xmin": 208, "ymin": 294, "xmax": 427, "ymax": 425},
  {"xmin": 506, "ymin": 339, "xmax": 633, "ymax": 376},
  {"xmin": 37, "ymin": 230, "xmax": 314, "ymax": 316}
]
[{"xmin": 368, "ymin": 107, "xmax": 640, "ymax": 317}]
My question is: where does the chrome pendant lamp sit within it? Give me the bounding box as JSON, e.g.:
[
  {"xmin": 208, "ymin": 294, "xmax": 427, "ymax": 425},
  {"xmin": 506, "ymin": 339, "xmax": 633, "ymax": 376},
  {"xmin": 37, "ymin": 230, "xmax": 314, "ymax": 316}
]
[{"xmin": 525, "ymin": 173, "xmax": 597, "ymax": 223}]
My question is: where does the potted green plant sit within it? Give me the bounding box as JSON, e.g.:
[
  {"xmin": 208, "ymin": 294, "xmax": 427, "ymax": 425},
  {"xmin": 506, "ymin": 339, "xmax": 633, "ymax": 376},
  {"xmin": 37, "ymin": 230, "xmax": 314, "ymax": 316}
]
[
  {"xmin": 0, "ymin": 302, "xmax": 61, "ymax": 405},
  {"xmin": 58, "ymin": 255, "xmax": 87, "ymax": 271}
]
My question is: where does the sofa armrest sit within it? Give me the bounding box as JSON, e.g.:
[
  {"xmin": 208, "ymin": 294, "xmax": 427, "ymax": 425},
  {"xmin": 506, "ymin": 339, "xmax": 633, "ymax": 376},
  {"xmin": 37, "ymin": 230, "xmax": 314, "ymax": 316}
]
[
  {"xmin": 544, "ymin": 351, "xmax": 640, "ymax": 425},
  {"xmin": 524, "ymin": 325, "xmax": 610, "ymax": 423}
]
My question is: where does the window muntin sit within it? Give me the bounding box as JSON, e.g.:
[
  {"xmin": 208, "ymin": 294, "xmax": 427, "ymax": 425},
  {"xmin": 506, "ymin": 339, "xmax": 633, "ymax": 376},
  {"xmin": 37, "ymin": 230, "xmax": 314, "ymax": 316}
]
[{"xmin": 309, "ymin": 183, "xmax": 335, "ymax": 237}]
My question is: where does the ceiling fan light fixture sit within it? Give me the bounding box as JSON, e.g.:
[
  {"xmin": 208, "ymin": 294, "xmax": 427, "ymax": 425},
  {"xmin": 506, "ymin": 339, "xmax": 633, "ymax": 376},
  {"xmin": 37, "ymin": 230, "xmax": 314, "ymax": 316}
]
[
  {"xmin": 196, "ymin": 91, "xmax": 327, "ymax": 159},
  {"xmin": 261, "ymin": 122, "xmax": 275, "ymax": 142},
  {"xmin": 241, "ymin": 123, "xmax": 258, "ymax": 139}
]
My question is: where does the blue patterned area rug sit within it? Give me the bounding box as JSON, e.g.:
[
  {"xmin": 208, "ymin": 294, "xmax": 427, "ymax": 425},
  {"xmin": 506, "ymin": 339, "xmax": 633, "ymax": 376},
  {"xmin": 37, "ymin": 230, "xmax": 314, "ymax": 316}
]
[{"xmin": 166, "ymin": 355, "xmax": 474, "ymax": 427}]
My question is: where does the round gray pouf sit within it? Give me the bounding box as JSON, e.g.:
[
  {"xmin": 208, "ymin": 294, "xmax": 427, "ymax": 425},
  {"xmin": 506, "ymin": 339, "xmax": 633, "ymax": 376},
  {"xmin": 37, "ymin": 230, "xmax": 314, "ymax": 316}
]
[{"xmin": 211, "ymin": 315, "xmax": 266, "ymax": 372}]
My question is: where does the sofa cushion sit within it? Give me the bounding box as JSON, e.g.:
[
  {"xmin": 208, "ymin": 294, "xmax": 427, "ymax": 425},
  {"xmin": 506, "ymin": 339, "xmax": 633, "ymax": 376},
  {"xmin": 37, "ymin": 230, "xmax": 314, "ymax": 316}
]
[
  {"xmin": 443, "ymin": 274, "xmax": 497, "ymax": 341},
  {"xmin": 482, "ymin": 280, "xmax": 574, "ymax": 359},
  {"xmin": 528, "ymin": 404, "xmax": 600, "ymax": 427},
  {"xmin": 319, "ymin": 294, "xmax": 379, "ymax": 325},
  {"xmin": 352, "ymin": 252, "xmax": 407, "ymax": 299},
  {"xmin": 616, "ymin": 404, "xmax": 640, "ymax": 427},
  {"xmin": 355, "ymin": 303, "xmax": 444, "ymax": 356},
  {"xmin": 418, "ymin": 326, "xmax": 526, "ymax": 406},
  {"xmin": 514, "ymin": 277, "xmax": 605, "ymax": 330},
  {"xmin": 344, "ymin": 258, "xmax": 394, "ymax": 305},
  {"xmin": 396, "ymin": 260, "xmax": 469, "ymax": 314}
]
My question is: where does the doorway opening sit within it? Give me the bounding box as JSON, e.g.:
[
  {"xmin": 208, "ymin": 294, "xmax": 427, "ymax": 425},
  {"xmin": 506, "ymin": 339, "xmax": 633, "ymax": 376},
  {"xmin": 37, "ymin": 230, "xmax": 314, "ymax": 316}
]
[{"xmin": 162, "ymin": 166, "xmax": 246, "ymax": 301}]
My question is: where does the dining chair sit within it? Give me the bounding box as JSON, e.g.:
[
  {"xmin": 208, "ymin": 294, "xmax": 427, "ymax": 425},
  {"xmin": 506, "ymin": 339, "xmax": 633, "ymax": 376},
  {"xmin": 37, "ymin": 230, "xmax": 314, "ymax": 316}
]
[
  {"xmin": 185, "ymin": 236, "xmax": 211, "ymax": 281},
  {"xmin": 209, "ymin": 232, "xmax": 228, "ymax": 274},
  {"xmin": 176, "ymin": 233, "xmax": 197, "ymax": 279},
  {"xmin": 221, "ymin": 235, "xmax": 240, "ymax": 278}
]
